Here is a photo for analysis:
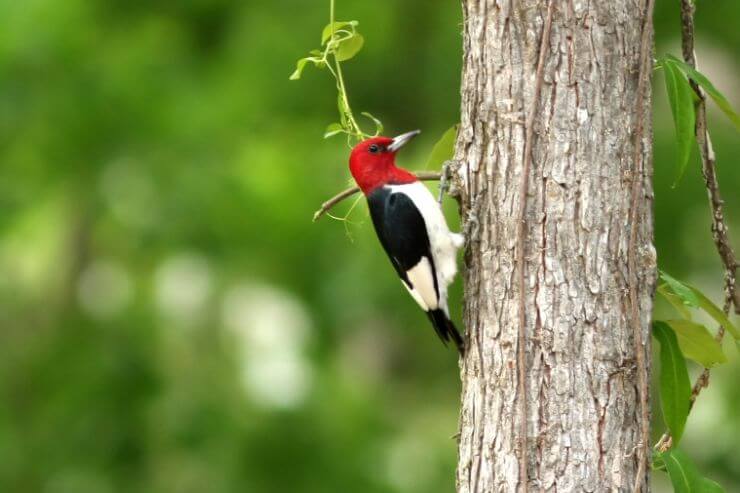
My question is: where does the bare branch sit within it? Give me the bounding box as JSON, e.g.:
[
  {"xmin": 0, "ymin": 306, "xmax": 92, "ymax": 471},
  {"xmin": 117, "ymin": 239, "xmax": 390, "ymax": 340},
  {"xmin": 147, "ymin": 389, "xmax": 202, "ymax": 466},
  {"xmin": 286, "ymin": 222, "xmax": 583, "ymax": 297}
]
[
  {"xmin": 312, "ymin": 171, "xmax": 442, "ymax": 221},
  {"xmin": 654, "ymin": 0, "xmax": 739, "ymax": 453},
  {"xmin": 678, "ymin": 1, "xmax": 739, "ymax": 315}
]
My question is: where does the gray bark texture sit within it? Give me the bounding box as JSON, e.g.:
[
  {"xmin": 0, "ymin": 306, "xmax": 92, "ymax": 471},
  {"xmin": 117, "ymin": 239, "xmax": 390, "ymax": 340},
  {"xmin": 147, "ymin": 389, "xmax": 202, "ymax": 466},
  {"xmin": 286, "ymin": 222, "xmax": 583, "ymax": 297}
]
[{"xmin": 449, "ymin": 1, "xmax": 656, "ymax": 491}]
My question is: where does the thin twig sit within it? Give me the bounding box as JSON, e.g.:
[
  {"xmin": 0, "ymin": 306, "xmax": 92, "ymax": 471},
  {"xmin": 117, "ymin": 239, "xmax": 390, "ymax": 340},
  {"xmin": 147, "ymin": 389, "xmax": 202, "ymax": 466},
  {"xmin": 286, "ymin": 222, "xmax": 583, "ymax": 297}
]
[
  {"xmin": 679, "ymin": 0, "xmax": 739, "ymax": 314},
  {"xmin": 326, "ymin": 0, "xmax": 366, "ymax": 142},
  {"xmin": 312, "ymin": 171, "xmax": 442, "ymax": 221},
  {"xmin": 653, "ymin": 0, "xmax": 739, "ymax": 453},
  {"xmin": 678, "ymin": 0, "xmax": 733, "ymax": 303},
  {"xmin": 628, "ymin": 0, "xmax": 655, "ymax": 491},
  {"xmin": 515, "ymin": 2, "xmax": 554, "ymax": 491}
]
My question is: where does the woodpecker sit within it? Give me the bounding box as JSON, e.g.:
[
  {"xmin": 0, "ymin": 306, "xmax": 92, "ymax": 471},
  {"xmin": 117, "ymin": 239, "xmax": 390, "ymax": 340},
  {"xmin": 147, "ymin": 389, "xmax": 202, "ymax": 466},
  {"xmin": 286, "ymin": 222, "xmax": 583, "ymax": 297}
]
[{"xmin": 349, "ymin": 130, "xmax": 465, "ymax": 354}]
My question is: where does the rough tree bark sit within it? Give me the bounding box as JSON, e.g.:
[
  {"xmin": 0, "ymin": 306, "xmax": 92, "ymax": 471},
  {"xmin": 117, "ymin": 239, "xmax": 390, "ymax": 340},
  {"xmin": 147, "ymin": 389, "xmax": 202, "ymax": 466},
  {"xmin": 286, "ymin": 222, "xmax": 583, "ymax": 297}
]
[{"xmin": 449, "ymin": 1, "xmax": 656, "ymax": 491}]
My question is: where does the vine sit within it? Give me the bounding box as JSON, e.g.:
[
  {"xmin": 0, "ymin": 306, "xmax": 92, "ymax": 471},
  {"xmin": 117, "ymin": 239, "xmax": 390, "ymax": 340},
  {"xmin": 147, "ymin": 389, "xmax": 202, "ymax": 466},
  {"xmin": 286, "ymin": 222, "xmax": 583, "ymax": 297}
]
[
  {"xmin": 650, "ymin": 1, "xmax": 740, "ymax": 491},
  {"xmin": 291, "ymin": 0, "xmax": 457, "ymax": 221},
  {"xmin": 290, "ymin": 0, "xmax": 381, "ymax": 144}
]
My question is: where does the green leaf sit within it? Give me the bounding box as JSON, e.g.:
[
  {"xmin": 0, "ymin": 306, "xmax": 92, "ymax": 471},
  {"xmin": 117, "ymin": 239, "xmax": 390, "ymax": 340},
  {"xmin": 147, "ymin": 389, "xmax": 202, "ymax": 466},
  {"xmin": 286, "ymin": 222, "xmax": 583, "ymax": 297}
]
[
  {"xmin": 666, "ymin": 54, "xmax": 740, "ymax": 132},
  {"xmin": 664, "ymin": 319, "xmax": 726, "ymax": 367},
  {"xmin": 323, "ymin": 123, "xmax": 345, "ymax": 139},
  {"xmin": 658, "ymin": 284, "xmax": 693, "ymax": 320},
  {"xmin": 660, "ymin": 271, "xmax": 700, "ymax": 307},
  {"xmin": 360, "ymin": 112, "xmax": 383, "ymax": 136},
  {"xmin": 662, "ymin": 60, "xmax": 696, "ymax": 186},
  {"xmin": 335, "ymin": 34, "xmax": 364, "ymax": 62},
  {"xmin": 653, "ymin": 321, "xmax": 691, "ymax": 445},
  {"xmin": 658, "ymin": 449, "xmax": 727, "ymax": 493},
  {"xmin": 321, "ymin": 21, "xmax": 358, "ymax": 44},
  {"xmin": 652, "ymin": 454, "xmax": 667, "ymax": 472},
  {"xmin": 289, "ymin": 58, "xmax": 309, "ymax": 80},
  {"xmin": 660, "ymin": 449, "xmax": 702, "ymax": 493},
  {"xmin": 690, "ymin": 288, "xmax": 740, "ymax": 340},
  {"xmin": 701, "ymin": 478, "xmax": 726, "ymax": 493},
  {"xmin": 425, "ymin": 125, "xmax": 458, "ymax": 170},
  {"xmin": 660, "ymin": 271, "xmax": 740, "ymax": 341},
  {"xmin": 289, "ymin": 57, "xmax": 324, "ymax": 81}
]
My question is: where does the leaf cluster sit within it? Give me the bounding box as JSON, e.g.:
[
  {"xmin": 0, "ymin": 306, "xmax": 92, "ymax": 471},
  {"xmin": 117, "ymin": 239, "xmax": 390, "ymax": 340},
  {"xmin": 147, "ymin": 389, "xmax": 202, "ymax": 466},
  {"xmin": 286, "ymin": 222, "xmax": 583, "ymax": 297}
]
[
  {"xmin": 658, "ymin": 55, "xmax": 740, "ymax": 185},
  {"xmin": 652, "ymin": 271, "xmax": 738, "ymax": 491},
  {"xmin": 290, "ymin": 10, "xmax": 380, "ymax": 143}
]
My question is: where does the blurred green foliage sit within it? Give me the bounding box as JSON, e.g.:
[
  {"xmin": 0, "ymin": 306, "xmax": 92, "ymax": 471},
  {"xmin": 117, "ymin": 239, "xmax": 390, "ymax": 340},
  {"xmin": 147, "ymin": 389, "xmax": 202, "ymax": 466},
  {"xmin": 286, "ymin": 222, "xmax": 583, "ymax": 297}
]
[{"xmin": 0, "ymin": 1, "xmax": 738, "ymax": 492}]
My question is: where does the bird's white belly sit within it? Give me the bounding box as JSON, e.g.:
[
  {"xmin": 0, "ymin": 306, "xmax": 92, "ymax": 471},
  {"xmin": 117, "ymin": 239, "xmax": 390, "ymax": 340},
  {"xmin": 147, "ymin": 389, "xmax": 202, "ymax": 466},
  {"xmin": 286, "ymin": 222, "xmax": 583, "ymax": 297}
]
[{"xmin": 387, "ymin": 182, "xmax": 461, "ymax": 313}]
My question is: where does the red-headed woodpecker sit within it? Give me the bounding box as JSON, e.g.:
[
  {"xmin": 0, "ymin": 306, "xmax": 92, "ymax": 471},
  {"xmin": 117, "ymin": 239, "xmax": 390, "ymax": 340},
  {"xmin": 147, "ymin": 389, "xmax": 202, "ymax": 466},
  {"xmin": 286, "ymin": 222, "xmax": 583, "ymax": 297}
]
[{"xmin": 349, "ymin": 130, "xmax": 464, "ymax": 354}]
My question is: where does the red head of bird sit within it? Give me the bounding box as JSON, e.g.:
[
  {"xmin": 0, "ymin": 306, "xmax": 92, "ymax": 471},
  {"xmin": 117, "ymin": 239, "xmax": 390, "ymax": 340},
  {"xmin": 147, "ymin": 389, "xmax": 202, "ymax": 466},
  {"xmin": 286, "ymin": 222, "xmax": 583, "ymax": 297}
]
[{"xmin": 349, "ymin": 130, "xmax": 421, "ymax": 195}]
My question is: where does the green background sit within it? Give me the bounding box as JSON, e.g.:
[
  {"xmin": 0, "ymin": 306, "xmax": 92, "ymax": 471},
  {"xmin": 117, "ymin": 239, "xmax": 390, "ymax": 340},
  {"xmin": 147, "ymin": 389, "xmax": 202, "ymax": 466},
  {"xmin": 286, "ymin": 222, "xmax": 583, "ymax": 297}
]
[{"xmin": 1, "ymin": 1, "xmax": 738, "ymax": 492}]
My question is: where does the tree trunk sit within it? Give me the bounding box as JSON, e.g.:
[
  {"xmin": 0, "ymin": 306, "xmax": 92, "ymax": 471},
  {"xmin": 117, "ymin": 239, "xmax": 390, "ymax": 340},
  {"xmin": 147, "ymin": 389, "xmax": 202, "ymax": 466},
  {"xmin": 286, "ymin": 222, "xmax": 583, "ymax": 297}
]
[{"xmin": 451, "ymin": 1, "xmax": 655, "ymax": 491}]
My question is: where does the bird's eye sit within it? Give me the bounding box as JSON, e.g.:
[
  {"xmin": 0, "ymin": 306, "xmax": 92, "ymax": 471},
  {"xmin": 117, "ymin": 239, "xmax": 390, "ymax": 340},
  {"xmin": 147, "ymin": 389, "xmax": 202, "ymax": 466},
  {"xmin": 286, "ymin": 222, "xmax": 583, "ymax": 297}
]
[{"xmin": 368, "ymin": 144, "xmax": 380, "ymax": 154}]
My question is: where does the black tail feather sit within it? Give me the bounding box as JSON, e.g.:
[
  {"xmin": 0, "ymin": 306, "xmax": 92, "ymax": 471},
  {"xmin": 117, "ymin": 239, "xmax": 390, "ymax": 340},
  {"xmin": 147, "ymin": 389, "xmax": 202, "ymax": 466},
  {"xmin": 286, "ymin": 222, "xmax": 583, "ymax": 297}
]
[{"xmin": 427, "ymin": 309, "xmax": 465, "ymax": 355}]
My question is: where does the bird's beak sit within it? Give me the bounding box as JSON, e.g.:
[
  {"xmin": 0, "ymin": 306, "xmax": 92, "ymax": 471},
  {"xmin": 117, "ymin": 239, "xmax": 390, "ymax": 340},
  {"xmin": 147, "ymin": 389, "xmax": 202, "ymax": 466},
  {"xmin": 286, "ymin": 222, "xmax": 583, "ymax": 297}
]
[{"xmin": 387, "ymin": 130, "xmax": 421, "ymax": 152}]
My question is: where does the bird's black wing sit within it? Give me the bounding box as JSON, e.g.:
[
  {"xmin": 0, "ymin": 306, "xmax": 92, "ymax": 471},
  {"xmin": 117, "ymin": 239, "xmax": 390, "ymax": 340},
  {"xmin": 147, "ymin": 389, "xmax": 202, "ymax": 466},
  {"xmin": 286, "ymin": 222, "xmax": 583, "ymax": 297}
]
[
  {"xmin": 366, "ymin": 186, "xmax": 463, "ymax": 351},
  {"xmin": 366, "ymin": 187, "xmax": 439, "ymax": 299}
]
